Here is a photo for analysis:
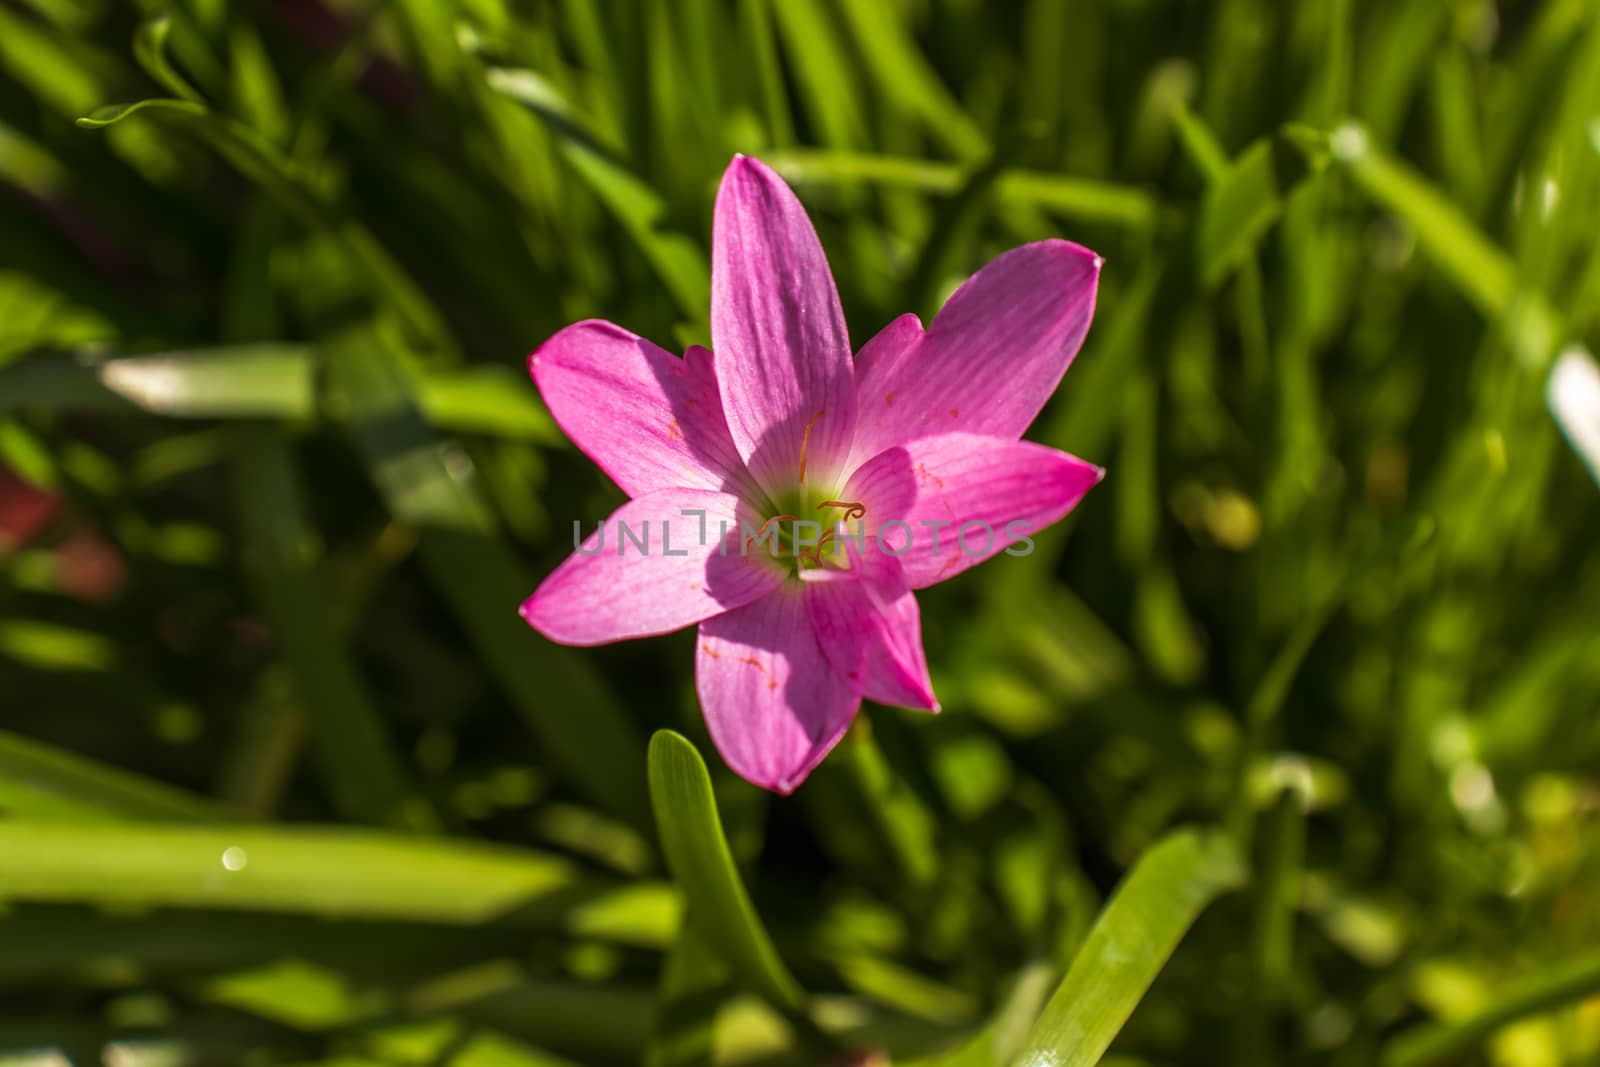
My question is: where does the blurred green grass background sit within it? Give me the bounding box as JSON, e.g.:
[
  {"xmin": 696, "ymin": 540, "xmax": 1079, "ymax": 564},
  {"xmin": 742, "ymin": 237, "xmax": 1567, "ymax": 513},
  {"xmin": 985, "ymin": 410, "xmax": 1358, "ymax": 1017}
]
[{"xmin": 1, "ymin": 1, "xmax": 1599, "ymax": 1065}]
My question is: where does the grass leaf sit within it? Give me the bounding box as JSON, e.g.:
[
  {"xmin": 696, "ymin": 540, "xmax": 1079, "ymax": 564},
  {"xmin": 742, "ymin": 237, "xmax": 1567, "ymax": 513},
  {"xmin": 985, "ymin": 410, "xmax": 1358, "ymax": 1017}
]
[
  {"xmin": 646, "ymin": 731, "xmax": 808, "ymax": 1016},
  {"xmin": 0, "ymin": 820, "xmax": 678, "ymax": 943},
  {"xmin": 1006, "ymin": 829, "xmax": 1246, "ymax": 1067},
  {"xmin": 0, "ymin": 728, "xmax": 222, "ymax": 823},
  {"xmin": 1382, "ymin": 952, "xmax": 1600, "ymax": 1067}
]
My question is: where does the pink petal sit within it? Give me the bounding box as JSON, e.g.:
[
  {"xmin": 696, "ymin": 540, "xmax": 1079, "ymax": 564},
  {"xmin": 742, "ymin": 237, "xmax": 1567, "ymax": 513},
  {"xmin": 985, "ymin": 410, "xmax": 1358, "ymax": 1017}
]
[
  {"xmin": 842, "ymin": 433, "xmax": 1104, "ymax": 589},
  {"xmin": 852, "ymin": 311, "xmax": 923, "ymax": 383},
  {"xmin": 531, "ymin": 321, "xmax": 757, "ymax": 500},
  {"xmin": 712, "ymin": 156, "xmax": 856, "ymax": 496},
  {"xmin": 696, "ymin": 583, "xmax": 862, "ymax": 794},
  {"xmin": 803, "ymin": 546, "xmax": 938, "ymax": 711},
  {"xmin": 522, "ymin": 489, "xmax": 785, "ymax": 646},
  {"xmin": 848, "ymin": 241, "xmax": 1101, "ymax": 468}
]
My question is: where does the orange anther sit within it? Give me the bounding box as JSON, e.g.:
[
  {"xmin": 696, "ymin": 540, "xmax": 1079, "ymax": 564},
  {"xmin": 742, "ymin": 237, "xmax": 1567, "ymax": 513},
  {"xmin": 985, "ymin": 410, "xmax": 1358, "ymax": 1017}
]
[
  {"xmin": 797, "ymin": 410, "xmax": 826, "ymax": 484},
  {"xmin": 816, "ymin": 499, "xmax": 866, "ymax": 522},
  {"xmin": 744, "ymin": 513, "xmax": 796, "ymax": 555}
]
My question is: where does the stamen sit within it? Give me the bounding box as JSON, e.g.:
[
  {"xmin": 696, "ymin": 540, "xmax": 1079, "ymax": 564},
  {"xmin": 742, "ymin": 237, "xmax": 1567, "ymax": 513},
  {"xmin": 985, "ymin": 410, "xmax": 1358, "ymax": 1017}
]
[
  {"xmin": 797, "ymin": 410, "xmax": 826, "ymax": 484},
  {"xmin": 816, "ymin": 500, "xmax": 866, "ymax": 522},
  {"xmin": 801, "ymin": 529, "xmax": 838, "ymax": 566},
  {"xmin": 801, "ymin": 500, "xmax": 867, "ymax": 565},
  {"xmin": 744, "ymin": 514, "xmax": 796, "ymax": 555}
]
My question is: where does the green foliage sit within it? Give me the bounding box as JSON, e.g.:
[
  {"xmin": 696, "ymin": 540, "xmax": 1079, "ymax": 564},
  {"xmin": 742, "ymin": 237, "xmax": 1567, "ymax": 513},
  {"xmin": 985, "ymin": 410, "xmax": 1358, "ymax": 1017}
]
[
  {"xmin": 648, "ymin": 732, "xmax": 810, "ymax": 1019},
  {"xmin": 1, "ymin": 2, "xmax": 1599, "ymax": 1066},
  {"xmin": 1004, "ymin": 830, "xmax": 1244, "ymax": 1067}
]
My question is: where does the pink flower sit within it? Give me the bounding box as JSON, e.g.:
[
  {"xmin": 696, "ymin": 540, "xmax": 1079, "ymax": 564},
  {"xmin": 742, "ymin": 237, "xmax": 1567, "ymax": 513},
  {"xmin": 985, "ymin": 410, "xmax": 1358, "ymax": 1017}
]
[{"xmin": 521, "ymin": 155, "xmax": 1103, "ymax": 793}]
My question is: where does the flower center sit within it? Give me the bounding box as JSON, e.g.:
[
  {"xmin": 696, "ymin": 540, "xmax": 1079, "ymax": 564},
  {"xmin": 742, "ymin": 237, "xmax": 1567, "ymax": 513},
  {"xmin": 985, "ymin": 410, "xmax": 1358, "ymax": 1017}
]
[{"xmin": 746, "ymin": 490, "xmax": 867, "ymax": 573}]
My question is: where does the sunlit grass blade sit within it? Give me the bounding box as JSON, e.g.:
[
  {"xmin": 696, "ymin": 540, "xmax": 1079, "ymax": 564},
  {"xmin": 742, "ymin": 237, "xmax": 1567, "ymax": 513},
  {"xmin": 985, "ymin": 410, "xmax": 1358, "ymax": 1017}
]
[
  {"xmin": 0, "ymin": 5, "xmax": 110, "ymax": 119},
  {"xmin": 1170, "ymin": 103, "xmax": 1228, "ymax": 180},
  {"xmin": 1382, "ymin": 951, "xmax": 1600, "ymax": 1067},
  {"xmin": 834, "ymin": 0, "xmax": 986, "ymax": 160},
  {"xmin": 414, "ymin": 367, "xmax": 562, "ymax": 442},
  {"xmin": 0, "ymin": 618, "xmax": 116, "ymax": 673},
  {"xmin": 997, "ymin": 170, "xmax": 1160, "ymax": 232},
  {"xmin": 1197, "ymin": 135, "xmax": 1325, "ymax": 286},
  {"xmin": 738, "ymin": 0, "xmax": 794, "ymax": 147},
  {"xmin": 1005, "ymin": 829, "xmax": 1245, "ymax": 1067},
  {"xmin": 227, "ymin": 22, "xmax": 290, "ymax": 147},
  {"xmin": 769, "ymin": 0, "xmax": 868, "ymax": 148},
  {"xmin": 77, "ymin": 97, "xmax": 206, "ymax": 129},
  {"xmin": 0, "ymin": 820, "xmax": 677, "ymax": 944},
  {"xmin": 832, "ymin": 953, "xmax": 977, "ymax": 1026},
  {"xmin": 0, "ymin": 348, "xmax": 558, "ymax": 440},
  {"xmin": 0, "ymin": 728, "xmax": 222, "ymax": 823},
  {"xmin": 1327, "ymin": 120, "xmax": 1562, "ymax": 367},
  {"xmin": 901, "ymin": 962, "xmax": 1055, "ymax": 1067},
  {"xmin": 646, "ymin": 731, "xmax": 811, "ymax": 1021},
  {"xmin": 132, "ymin": 16, "xmax": 203, "ymax": 105},
  {"xmin": 1329, "ymin": 122, "xmax": 1512, "ymax": 313},
  {"xmin": 0, "ymin": 418, "xmax": 57, "ymax": 489},
  {"xmin": 1038, "ymin": 255, "xmax": 1164, "ymax": 461},
  {"xmin": 27, "ymin": 343, "xmax": 309, "ymax": 415},
  {"xmin": 486, "ymin": 67, "xmax": 710, "ymax": 325},
  {"xmin": 1427, "ymin": 46, "xmax": 1486, "ymax": 208},
  {"xmin": 765, "ymin": 150, "xmax": 1159, "ymax": 230},
  {"xmin": 1354, "ymin": 2, "xmax": 1452, "ymax": 143}
]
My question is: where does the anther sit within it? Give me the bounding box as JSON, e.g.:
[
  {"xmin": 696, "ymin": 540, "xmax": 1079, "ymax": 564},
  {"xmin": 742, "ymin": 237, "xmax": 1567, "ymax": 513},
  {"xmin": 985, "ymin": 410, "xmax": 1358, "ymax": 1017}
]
[
  {"xmin": 797, "ymin": 410, "xmax": 826, "ymax": 484},
  {"xmin": 816, "ymin": 500, "xmax": 866, "ymax": 521},
  {"xmin": 744, "ymin": 514, "xmax": 796, "ymax": 555}
]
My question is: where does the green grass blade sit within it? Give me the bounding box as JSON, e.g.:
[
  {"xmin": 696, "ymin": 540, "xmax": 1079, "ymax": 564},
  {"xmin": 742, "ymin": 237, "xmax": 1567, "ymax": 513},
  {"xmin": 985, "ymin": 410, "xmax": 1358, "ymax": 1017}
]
[
  {"xmin": 1328, "ymin": 121, "xmax": 1563, "ymax": 367},
  {"xmin": 0, "ymin": 618, "xmax": 118, "ymax": 672},
  {"xmin": 415, "ymin": 366, "xmax": 562, "ymax": 443},
  {"xmin": 0, "ymin": 820, "xmax": 676, "ymax": 944},
  {"xmin": 77, "ymin": 96, "xmax": 207, "ymax": 129},
  {"xmin": 1197, "ymin": 136, "xmax": 1318, "ymax": 286},
  {"xmin": 132, "ymin": 16, "xmax": 203, "ymax": 105},
  {"xmin": 486, "ymin": 67, "xmax": 710, "ymax": 325},
  {"xmin": 769, "ymin": 0, "xmax": 867, "ymax": 148},
  {"xmin": 646, "ymin": 731, "xmax": 808, "ymax": 1016},
  {"xmin": 901, "ymin": 962, "xmax": 1055, "ymax": 1067},
  {"xmin": 738, "ymin": 0, "xmax": 795, "ymax": 147},
  {"xmin": 69, "ymin": 343, "xmax": 310, "ymax": 415},
  {"xmin": 995, "ymin": 171, "xmax": 1159, "ymax": 231},
  {"xmin": 1382, "ymin": 952, "xmax": 1600, "ymax": 1067},
  {"xmin": 834, "ymin": 0, "xmax": 987, "ymax": 160},
  {"xmin": 765, "ymin": 150, "xmax": 1158, "ymax": 230},
  {"xmin": 1006, "ymin": 829, "xmax": 1246, "ymax": 1067},
  {"xmin": 0, "ymin": 728, "xmax": 222, "ymax": 823},
  {"xmin": 0, "ymin": 348, "xmax": 557, "ymax": 440},
  {"xmin": 1330, "ymin": 122, "xmax": 1513, "ymax": 314}
]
